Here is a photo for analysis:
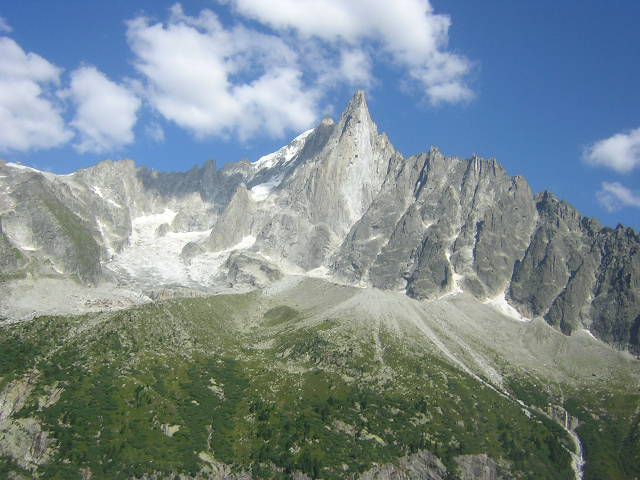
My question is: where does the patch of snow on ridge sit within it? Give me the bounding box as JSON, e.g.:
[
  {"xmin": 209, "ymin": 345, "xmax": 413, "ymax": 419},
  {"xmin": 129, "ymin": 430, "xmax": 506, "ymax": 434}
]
[
  {"xmin": 231, "ymin": 235, "xmax": 256, "ymax": 251},
  {"xmin": 6, "ymin": 162, "xmax": 45, "ymax": 173},
  {"xmin": 484, "ymin": 291, "xmax": 530, "ymax": 322},
  {"xmin": 91, "ymin": 185, "xmax": 122, "ymax": 209},
  {"xmin": 249, "ymin": 176, "xmax": 282, "ymax": 202},
  {"xmin": 5, "ymin": 162, "xmax": 61, "ymax": 180},
  {"xmin": 253, "ymin": 129, "xmax": 313, "ymax": 170}
]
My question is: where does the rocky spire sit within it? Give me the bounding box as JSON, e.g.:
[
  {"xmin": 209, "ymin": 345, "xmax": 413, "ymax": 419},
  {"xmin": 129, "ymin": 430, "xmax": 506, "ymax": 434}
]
[{"xmin": 337, "ymin": 90, "xmax": 377, "ymax": 139}]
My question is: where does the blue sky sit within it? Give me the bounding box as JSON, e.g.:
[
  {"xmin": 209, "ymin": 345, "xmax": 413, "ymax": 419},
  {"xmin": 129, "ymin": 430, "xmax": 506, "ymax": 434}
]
[{"xmin": 0, "ymin": 1, "xmax": 638, "ymax": 229}]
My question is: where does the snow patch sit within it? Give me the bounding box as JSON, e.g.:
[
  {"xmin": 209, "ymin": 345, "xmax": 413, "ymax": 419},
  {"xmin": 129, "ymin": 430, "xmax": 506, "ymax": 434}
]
[
  {"xmin": 6, "ymin": 162, "xmax": 45, "ymax": 173},
  {"xmin": 229, "ymin": 235, "xmax": 256, "ymax": 251},
  {"xmin": 96, "ymin": 220, "xmax": 115, "ymax": 258},
  {"xmin": 91, "ymin": 185, "xmax": 122, "ymax": 209},
  {"xmin": 484, "ymin": 292, "xmax": 530, "ymax": 322},
  {"xmin": 184, "ymin": 235, "xmax": 257, "ymax": 285},
  {"xmin": 363, "ymin": 234, "xmax": 382, "ymax": 242},
  {"xmin": 580, "ymin": 328, "xmax": 597, "ymax": 340},
  {"xmin": 249, "ymin": 176, "xmax": 282, "ymax": 202},
  {"xmin": 107, "ymin": 209, "xmax": 257, "ymax": 288},
  {"xmin": 440, "ymin": 248, "xmax": 464, "ymax": 298},
  {"xmin": 254, "ymin": 129, "xmax": 313, "ymax": 170},
  {"xmin": 306, "ymin": 265, "xmax": 331, "ymax": 279},
  {"xmin": 437, "ymin": 270, "xmax": 464, "ymax": 299},
  {"xmin": 107, "ymin": 209, "xmax": 208, "ymax": 285}
]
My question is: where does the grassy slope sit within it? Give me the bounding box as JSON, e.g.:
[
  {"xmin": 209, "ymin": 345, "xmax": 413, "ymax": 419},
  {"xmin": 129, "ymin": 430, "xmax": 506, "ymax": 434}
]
[
  {"xmin": 565, "ymin": 390, "xmax": 640, "ymax": 480},
  {"xmin": 0, "ymin": 293, "xmax": 635, "ymax": 479}
]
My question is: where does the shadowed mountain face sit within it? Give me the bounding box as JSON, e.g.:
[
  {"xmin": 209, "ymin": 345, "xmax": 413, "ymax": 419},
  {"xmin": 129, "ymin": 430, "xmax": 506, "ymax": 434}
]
[{"xmin": 0, "ymin": 92, "xmax": 638, "ymax": 352}]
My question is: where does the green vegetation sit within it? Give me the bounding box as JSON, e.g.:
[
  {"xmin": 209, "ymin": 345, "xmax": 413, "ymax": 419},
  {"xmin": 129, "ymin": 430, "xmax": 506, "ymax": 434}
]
[
  {"xmin": 0, "ymin": 293, "xmax": 634, "ymax": 479},
  {"xmin": 565, "ymin": 389, "xmax": 640, "ymax": 480},
  {"xmin": 506, "ymin": 376, "xmax": 556, "ymax": 411}
]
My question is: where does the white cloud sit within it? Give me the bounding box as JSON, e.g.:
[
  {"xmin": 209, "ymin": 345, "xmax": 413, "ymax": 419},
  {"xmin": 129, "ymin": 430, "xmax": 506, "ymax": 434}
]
[
  {"xmin": 126, "ymin": 2, "xmax": 472, "ymax": 142},
  {"xmin": 0, "ymin": 37, "xmax": 71, "ymax": 151},
  {"xmin": 337, "ymin": 49, "xmax": 373, "ymax": 87},
  {"xmin": 126, "ymin": 6, "xmax": 318, "ymax": 140},
  {"xmin": 584, "ymin": 127, "xmax": 640, "ymax": 173},
  {"xmin": 224, "ymin": 0, "xmax": 473, "ymax": 104},
  {"xmin": 64, "ymin": 66, "xmax": 141, "ymax": 153},
  {"xmin": 0, "ymin": 17, "xmax": 12, "ymax": 33},
  {"xmin": 597, "ymin": 182, "xmax": 640, "ymax": 212}
]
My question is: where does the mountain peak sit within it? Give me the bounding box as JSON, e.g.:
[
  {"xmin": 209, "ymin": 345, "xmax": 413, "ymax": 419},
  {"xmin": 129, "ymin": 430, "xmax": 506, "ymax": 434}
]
[
  {"xmin": 343, "ymin": 90, "xmax": 371, "ymax": 120},
  {"xmin": 349, "ymin": 89, "xmax": 367, "ymax": 107},
  {"xmin": 335, "ymin": 90, "xmax": 378, "ymax": 144}
]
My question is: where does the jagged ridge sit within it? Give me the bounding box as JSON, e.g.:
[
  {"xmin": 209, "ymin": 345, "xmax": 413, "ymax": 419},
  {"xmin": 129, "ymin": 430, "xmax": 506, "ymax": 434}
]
[{"xmin": 0, "ymin": 92, "xmax": 638, "ymax": 351}]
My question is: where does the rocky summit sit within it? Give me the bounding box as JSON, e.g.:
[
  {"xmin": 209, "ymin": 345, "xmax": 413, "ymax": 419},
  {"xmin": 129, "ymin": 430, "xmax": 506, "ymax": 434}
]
[{"xmin": 0, "ymin": 92, "xmax": 639, "ymax": 480}]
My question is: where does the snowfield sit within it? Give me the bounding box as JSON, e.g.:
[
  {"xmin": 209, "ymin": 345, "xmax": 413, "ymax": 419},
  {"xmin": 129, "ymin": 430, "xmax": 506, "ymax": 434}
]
[{"xmin": 105, "ymin": 209, "xmax": 256, "ymax": 288}]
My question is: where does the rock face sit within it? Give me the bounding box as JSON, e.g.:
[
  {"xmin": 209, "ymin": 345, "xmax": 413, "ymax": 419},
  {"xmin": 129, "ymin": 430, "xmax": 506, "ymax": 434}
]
[
  {"xmin": 0, "ymin": 91, "xmax": 638, "ymax": 352},
  {"xmin": 333, "ymin": 150, "xmax": 538, "ymax": 300},
  {"xmin": 0, "ymin": 372, "xmax": 56, "ymax": 471},
  {"xmin": 205, "ymin": 91, "xmax": 398, "ymax": 270},
  {"xmin": 359, "ymin": 450, "xmax": 448, "ymax": 479},
  {"xmin": 455, "ymin": 454, "xmax": 511, "ymax": 480},
  {"xmin": 510, "ymin": 193, "xmax": 640, "ymax": 347},
  {"xmin": 0, "ymin": 221, "xmax": 25, "ymax": 276},
  {"xmin": 1, "ymin": 173, "xmax": 102, "ymax": 283}
]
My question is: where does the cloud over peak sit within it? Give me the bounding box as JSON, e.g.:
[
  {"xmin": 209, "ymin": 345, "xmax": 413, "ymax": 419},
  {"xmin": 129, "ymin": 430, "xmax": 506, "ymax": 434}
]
[
  {"xmin": 126, "ymin": 6, "xmax": 319, "ymax": 140},
  {"xmin": 225, "ymin": 0, "xmax": 473, "ymax": 104}
]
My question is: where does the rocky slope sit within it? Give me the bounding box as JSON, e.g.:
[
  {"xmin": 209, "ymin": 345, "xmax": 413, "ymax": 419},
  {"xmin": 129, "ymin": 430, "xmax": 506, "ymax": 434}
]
[{"xmin": 0, "ymin": 92, "xmax": 638, "ymax": 353}]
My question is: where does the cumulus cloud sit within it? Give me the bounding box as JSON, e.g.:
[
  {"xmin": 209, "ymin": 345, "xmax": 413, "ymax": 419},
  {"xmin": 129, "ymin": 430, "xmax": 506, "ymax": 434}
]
[
  {"xmin": 126, "ymin": 5, "xmax": 318, "ymax": 140},
  {"xmin": 584, "ymin": 127, "xmax": 640, "ymax": 173},
  {"xmin": 0, "ymin": 16, "xmax": 12, "ymax": 33},
  {"xmin": 62, "ymin": 66, "xmax": 141, "ymax": 153},
  {"xmin": 125, "ymin": 2, "xmax": 472, "ymax": 142},
  {"xmin": 0, "ymin": 37, "xmax": 71, "ymax": 151},
  {"xmin": 224, "ymin": 0, "xmax": 473, "ymax": 104},
  {"xmin": 596, "ymin": 182, "xmax": 640, "ymax": 212},
  {"xmin": 1, "ymin": 2, "xmax": 474, "ymax": 153}
]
